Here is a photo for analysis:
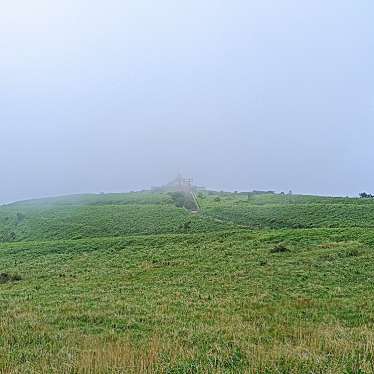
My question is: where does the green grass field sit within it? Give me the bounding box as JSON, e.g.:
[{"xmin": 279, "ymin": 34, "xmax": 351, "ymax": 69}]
[
  {"xmin": 0, "ymin": 194, "xmax": 228, "ymax": 243},
  {"xmin": 1, "ymin": 191, "xmax": 374, "ymax": 373},
  {"xmin": 200, "ymin": 193, "xmax": 374, "ymax": 229}
]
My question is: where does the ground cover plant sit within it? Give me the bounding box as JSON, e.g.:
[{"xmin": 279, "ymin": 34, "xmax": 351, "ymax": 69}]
[
  {"xmin": 1, "ymin": 191, "xmax": 374, "ymax": 372},
  {"xmin": 0, "ymin": 194, "xmax": 229, "ymax": 243},
  {"xmin": 7, "ymin": 192, "xmax": 173, "ymax": 208},
  {"xmin": 200, "ymin": 192, "xmax": 374, "ymax": 229}
]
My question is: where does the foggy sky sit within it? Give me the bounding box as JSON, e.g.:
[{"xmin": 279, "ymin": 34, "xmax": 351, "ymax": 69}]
[{"xmin": 1, "ymin": 0, "xmax": 373, "ymax": 203}]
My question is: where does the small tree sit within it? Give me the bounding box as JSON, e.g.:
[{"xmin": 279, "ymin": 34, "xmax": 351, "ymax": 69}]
[{"xmin": 359, "ymin": 192, "xmax": 373, "ymax": 198}]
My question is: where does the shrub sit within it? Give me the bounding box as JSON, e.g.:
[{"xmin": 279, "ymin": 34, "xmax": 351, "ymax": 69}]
[
  {"xmin": 0, "ymin": 273, "xmax": 22, "ymax": 284},
  {"xmin": 184, "ymin": 199, "xmax": 196, "ymax": 210},
  {"xmin": 168, "ymin": 192, "xmax": 198, "ymax": 211},
  {"xmin": 359, "ymin": 192, "xmax": 374, "ymax": 199},
  {"xmin": 0, "ymin": 231, "xmax": 16, "ymax": 243},
  {"xmin": 169, "ymin": 192, "xmax": 186, "ymax": 208},
  {"xmin": 270, "ymin": 244, "xmax": 290, "ymax": 253},
  {"xmin": 341, "ymin": 248, "xmax": 361, "ymax": 258},
  {"xmin": 182, "ymin": 220, "xmax": 192, "ymax": 231}
]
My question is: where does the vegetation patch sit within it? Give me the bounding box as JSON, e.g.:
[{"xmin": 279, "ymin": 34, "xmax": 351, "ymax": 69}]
[
  {"xmin": 169, "ymin": 192, "xmax": 198, "ymax": 210},
  {"xmin": 199, "ymin": 193, "xmax": 374, "ymax": 229},
  {"xmin": 0, "ymin": 201, "xmax": 228, "ymax": 243},
  {"xmin": 340, "ymin": 248, "xmax": 361, "ymax": 258},
  {"xmin": 270, "ymin": 244, "xmax": 290, "ymax": 253},
  {"xmin": 0, "ymin": 272, "xmax": 21, "ymax": 284},
  {"xmin": 0, "ymin": 191, "xmax": 374, "ymax": 372}
]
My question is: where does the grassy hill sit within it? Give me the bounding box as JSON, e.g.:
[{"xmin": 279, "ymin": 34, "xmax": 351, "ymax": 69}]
[
  {"xmin": 200, "ymin": 193, "xmax": 374, "ymax": 229},
  {"xmin": 0, "ymin": 192, "xmax": 228, "ymax": 242},
  {"xmin": 1, "ymin": 191, "xmax": 374, "ymax": 372},
  {"xmin": 7, "ymin": 192, "xmax": 172, "ymax": 207}
]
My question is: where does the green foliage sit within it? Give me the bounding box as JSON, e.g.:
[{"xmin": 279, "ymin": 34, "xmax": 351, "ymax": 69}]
[
  {"xmin": 1, "ymin": 190, "xmax": 374, "ymax": 371},
  {"xmin": 359, "ymin": 192, "xmax": 374, "ymax": 198},
  {"xmin": 200, "ymin": 192, "xmax": 374, "ymax": 228},
  {"xmin": 270, "ymin": 244, "xmax": 290, "ymax": 253},
  {"xmin": 7, "ymin": 191, "xmax": 172, "ymax": 208},
  {"xmin": 169, "ymin": 192, "xmax": 187, "ymax": 208},
  {"xmin": 0, "ymin": 229, "xmax": 374, "ymax": 371},
  {"xmin": 0, "ymin": 272, "xmax": 21, "ymax": 284},
  {"xmin": 168, "ymin": 192, "xmax": 198, "ymax": 210},
  {"xmin": 0, "ymin": 204, "xmax": 227, "ymax": 242}
]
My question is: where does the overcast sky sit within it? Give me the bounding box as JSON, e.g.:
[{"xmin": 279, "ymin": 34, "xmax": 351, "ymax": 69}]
[{"xmin": 1, "ymin": 0, "xmax": 373, "ymax": 203}]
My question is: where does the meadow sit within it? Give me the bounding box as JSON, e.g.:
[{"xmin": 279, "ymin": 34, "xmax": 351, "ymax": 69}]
[
  {"xmin": 200, "ymin": 193, "xmax": 374, "ymax": 229},
  {"xmin": 1, "ymin": 191, "xmax": 374, "ymax": 373},
  {"xmin": 0, "ymin": 196, "xmax": 228, "ymax": 243}
]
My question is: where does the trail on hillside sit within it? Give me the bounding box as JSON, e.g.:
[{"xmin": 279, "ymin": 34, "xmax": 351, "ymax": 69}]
[{"xmin": 190, "ymin": 191, "xmax": 200, "ymax": 212}]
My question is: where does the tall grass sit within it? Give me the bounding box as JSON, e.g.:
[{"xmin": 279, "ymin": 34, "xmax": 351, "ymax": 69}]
[{"xmin": 1, "ymin": 229, "xmax": 374, "ymax": 372}]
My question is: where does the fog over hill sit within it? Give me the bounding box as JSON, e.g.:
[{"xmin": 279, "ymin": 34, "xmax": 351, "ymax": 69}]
[{"xmin": 1, "ymin": 0, "xmax": 373, "ymax": 203}]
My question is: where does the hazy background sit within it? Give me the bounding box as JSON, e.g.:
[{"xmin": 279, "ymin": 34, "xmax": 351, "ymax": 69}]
[{"xmin": 1, "ymin": 0, "xmax": 373, "ymax": 203}]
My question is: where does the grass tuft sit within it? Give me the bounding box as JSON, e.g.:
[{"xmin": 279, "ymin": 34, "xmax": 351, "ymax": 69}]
[
  {"xmin": 0, "ymin": 272, "xmax": 22, "ymax": 284},
  {"xmin": 270, "ymin": 244, "xmax": 290, "ymax": 253}
]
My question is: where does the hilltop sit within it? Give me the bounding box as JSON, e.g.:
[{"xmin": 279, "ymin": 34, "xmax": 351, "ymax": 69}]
[{"xmin": 1, "ymin": 190, "xmax": 374, "ymax": 372}]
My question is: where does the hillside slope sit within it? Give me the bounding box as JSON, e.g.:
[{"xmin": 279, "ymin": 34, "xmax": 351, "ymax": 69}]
[
  {"xmin": 200, "ymin": 193, "xmax": 374, "ymax": 228},
  {"xmin": 1, "ymin": 228, "xmax": 374, "ymax": 372},
  {"xmin": 0, "ymin": 192, "xmax": 229, "ymax": 243},
  {"xmin": 1, "ymin": 190, "xmax": 374, "ymax": 372}
]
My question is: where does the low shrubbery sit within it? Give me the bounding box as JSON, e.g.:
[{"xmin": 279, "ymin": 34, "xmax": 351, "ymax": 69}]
[
  {"xmin": 168, "ymin": 192, "xmax": 198, "ymax": 211},
  {"xmin": 270, "ymin": 244, "xmax": 290, "ymax": 253},
  {"xmin": 0, "ymin": 272, "xmax": 21, "ymax": 284}
]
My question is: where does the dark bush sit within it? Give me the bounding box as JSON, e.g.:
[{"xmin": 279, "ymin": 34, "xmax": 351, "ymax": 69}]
[
  {"xmin": 168, "ymin": 192, "xmax": 198, "ymax": 210},
  {"xmin": 270, "ymin": 244, "xmax": 290, "ymax": 253},
  {"xmin": 169, "ymin": 192, "xmax": 186, "ymax": 208},
  {"xmin": 184, "ymin": 199, "xmax": 196, "ymax": 210},
  {"xmin": 341, "ymin": 248, "xmax": 360, "ymax": 257},
  {"xmin": 359, "ymin": 192, "xmax": 374, "ymax": 199},
  {"xmin": 0, "ymin": 273, "xmax": 22, "ymax": 284},
  {"xmin": 0, "ymin": 231, "xmax": 16, "ymax": 243}
]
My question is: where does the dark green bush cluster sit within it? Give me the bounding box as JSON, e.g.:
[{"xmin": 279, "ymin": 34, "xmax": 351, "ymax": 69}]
[
  {"xmin": 270, "ymin": 244, "xmax": 290, "ymax": 253},
  {"xmin": 0, "ymin": 231, "xmax": 16, "ymax": 243},
  {"xmin": 359, "ymin": 192, "xmax": 374, "ymax": 199},
  {"xmin": 0, "ymin": 272, "xmax": 22, "ymax": 284},
  {"xmin": 169, "ymin": 192, "xmax": 197, "ymax": 210}
]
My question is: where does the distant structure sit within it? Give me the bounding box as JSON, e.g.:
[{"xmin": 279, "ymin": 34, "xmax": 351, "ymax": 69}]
[
  {"xmin": 166, "ymin": 174, "xmax": 193, "ymax": 193},
  {"xmin": 152, "ymin": 174, "xmax": 203, "ymax": 193}
]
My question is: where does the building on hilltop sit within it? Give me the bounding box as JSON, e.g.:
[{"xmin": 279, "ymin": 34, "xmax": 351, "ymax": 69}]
[{"xmin": 152, "ymin": 174, "xmax": 203, "ymax": 193}]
